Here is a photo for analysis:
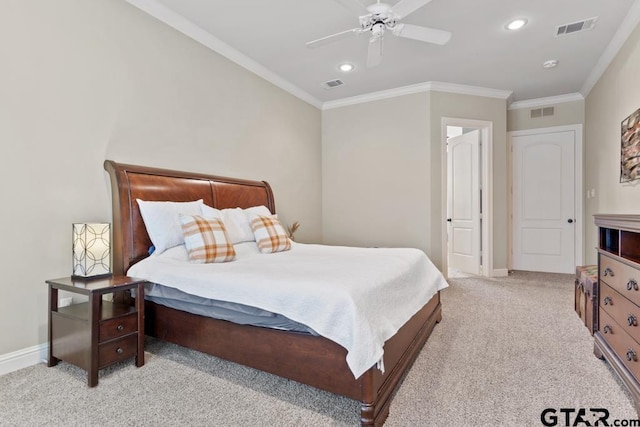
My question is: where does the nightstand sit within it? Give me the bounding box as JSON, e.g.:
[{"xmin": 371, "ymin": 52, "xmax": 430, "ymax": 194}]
[{"xmin": 46, "ymin": 276, "xmax": 146, "ymax": 387}]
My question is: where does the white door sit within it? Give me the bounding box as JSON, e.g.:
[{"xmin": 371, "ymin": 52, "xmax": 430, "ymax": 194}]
[
  {"xmin": 512, "ymin": 130, "xmax": 575, "ymax": 274},
  {"xmin": 447, "ymin": 130, "xmax": 481, "ymax": 275}
]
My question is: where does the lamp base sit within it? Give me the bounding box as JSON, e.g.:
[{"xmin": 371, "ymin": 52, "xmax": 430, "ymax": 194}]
[{"xmin": 71, "ymin": 273, "xmax": 113, "ymax": 281}]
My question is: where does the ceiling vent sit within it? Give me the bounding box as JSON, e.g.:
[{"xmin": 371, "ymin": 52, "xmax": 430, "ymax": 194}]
[
  {"xmin": 555, "ymin": 17, "xmax": 597, "ymax": 37},
  {"xmin": 322, "ymin": 79, "xmax": 344, "ymax": 89},
  {"xmin": 530, "ymin": 106, "xmax": 555, "ymax": 118}
]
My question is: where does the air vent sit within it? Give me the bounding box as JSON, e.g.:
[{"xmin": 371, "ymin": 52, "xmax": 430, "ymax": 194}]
[
  {"xmin": 530, "ymin": 107, "xmax": 555, "ymax": 118},
  {"xmin": 322, "ymin": 79, "xmax": 344, "ymax": 89},
  {"xmin": 555, "ymin": 17, "xmax": 597, "ymax": 37}
]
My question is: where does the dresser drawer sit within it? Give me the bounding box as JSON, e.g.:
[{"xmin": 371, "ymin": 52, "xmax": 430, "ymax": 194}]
[
  {"xmin": 600, "ymin": 254, "xmax": 640, "ymax": 305},
  {"xmin": 600, "ymin": 282, "xmax": 640, "ymax": 343},
  {"xmin": 599, "ymin": 309, "xmax": 640, "ymax": 382},
  {"xmin": 99, "ymin": 313, "xmax": 137, "ymax": 342},
  {"xmin": 98, "ymin": 334, "xmax": 137, "ymax": 368}
]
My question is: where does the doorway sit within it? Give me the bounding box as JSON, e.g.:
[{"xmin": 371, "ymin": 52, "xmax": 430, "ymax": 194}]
[
  {"xmin": 441, "ymin": 118, "xmax": 494, "ymax": 278},
  {"xmin": 447, "ymin": 128, "xmax": 481, "ymax": 275}
]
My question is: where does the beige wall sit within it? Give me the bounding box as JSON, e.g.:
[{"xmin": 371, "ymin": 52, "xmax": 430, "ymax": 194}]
[
  {"xmin": 508, "ymin": 100, "xmax": 585, "ymax": 132},
  {"xmin": 585, "ymin": 22, "xmax": 640, "ymax": 264},
  {"xmin": 321, "ymin": 92, "xmax": 432, "ymax": 253},
  {"xmin": 0, "ymin": 0, "xmax": 321, "ymax": 355},
  {"xmin": 321, "ymin": 91, "xmax": 508, "ymax": 272},
  {"xmin": 429, "ymin": 92, "xmax": 508, "ymax": 270}
]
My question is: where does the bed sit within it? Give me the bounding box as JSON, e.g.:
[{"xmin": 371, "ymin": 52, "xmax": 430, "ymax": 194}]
[{"xmin": 104, "ymin": 159, "xmax": 445, "ymax": 426}]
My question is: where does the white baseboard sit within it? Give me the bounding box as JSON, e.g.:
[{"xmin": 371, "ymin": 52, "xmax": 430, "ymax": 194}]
[
  {"xmin": 492, "ymin": 268, "xmax": 509, "ymax": 277},
  {"xmin": 0, "ymin": 343, "xmax": 48, "ymax": 376}
]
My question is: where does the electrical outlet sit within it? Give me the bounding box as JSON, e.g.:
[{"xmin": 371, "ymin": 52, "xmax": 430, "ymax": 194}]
[{"xmin": 59, "ymin": 297, "xmax": 73, "ymax": 307}]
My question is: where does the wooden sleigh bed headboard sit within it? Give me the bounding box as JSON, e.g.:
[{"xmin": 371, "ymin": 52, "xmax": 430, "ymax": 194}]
[{"xmin": 104, "ymin": 160, "xmax": 275, "ymax": 276}]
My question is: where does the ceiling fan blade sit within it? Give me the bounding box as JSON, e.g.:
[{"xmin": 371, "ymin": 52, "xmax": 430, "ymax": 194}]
[
  {"xmin": 306, "ymin": 28, "xmax": 361, "ymax": 49},
  {"xmin": 333, "ymin": 0, "xmax": 369, "ymax": 15},
  {"xmin": 367, "ymin": 36, "xmax": 383, "ymax": 67},
  {"xmin": 391, "ymin": 0, "xmax": 433, "ymax": 19},
  {"xmin": 394, "ymin": 23, "xmax": 451, "ymax": 45}
]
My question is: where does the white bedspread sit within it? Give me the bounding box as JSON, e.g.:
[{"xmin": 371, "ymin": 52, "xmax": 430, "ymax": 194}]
[{"xmin": 128, "ymin": 242, "xmax": 448, "ymax": 378}]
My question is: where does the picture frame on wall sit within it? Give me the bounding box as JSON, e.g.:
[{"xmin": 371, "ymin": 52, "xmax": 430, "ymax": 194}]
[{"xmin": 621, "ymin": 107, "xmax": 640, "ymax": 183}]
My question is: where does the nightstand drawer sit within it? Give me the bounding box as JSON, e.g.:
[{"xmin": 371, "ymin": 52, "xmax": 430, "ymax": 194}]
[
  {"xmin": 600, "ymin": 255, "xmax": 640, "ymax": 306},
  {"xmin": 100, "ymin": 313, "xmax": 137, "ymax": 342},
  {"xmin": 98, "ymin": 335, "xmax": 137, "ymax": 368}
]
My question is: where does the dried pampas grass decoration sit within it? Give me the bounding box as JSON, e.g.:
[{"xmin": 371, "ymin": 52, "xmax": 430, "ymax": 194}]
[{"xmin": 287, "ymin": 221, "xmax": 300, "ymax": 241}]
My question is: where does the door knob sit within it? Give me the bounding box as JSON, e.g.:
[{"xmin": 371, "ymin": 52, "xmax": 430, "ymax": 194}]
[
  {"xmin": 446, "ymin": 218, "xmax": 452, "ymax": 222},
  {"xmin": 568, "ymin": 219, "xmax": 574, "ymax": 223}
]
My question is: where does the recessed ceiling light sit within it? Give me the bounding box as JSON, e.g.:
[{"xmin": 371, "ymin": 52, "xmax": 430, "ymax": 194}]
[
  {"xmin": 506, "ymin": 18, "xmax": 528, "ymax": 31},
  {"xmin": 543, "ymin": 59, "xmax": 558, "ymax": 68},
  {"xmin": 338, "ymin": 63, "xmax": 354, "ymax": 72}
]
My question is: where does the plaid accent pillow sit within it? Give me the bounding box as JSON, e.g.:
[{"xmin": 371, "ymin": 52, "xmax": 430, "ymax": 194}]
[
  {"xmin": 179, "ymin": 215, "xmax": 236, "ymax": 263},
  {"xmin": 249, "ymin": 215, "xmax": 291, "ymax": 254}
]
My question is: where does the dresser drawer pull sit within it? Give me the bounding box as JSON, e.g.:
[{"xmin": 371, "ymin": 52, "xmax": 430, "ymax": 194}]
[
  {"xmin": 603, "ymin": 325, "xmax": 613, "ymax": 334},
  {"xmin": 604, "ymin": 296, "xmax": 613, "ymax": 305},
  {"xmin": 116, "ymin": 347, "xmax": 124, "ymax": 355},
  {"xmin": 604, "ymin": 267, "xmax": 614, "ymax": 277},
  {"xmin": 117, "ymin": 325, "xmax": 124, "ymax": 332},
  {"xmin": 629, "ymin": 314, "xmax": 638, "ymax": 327},
  {"xmin": 627, "ymin": 279, "xmax": 639, "ymax": 291},
  {"xmin": 627, "ymin": 349, "xmax": 638, "ymax": 362}
]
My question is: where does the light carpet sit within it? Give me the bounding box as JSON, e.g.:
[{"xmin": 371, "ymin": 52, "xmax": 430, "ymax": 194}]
[{"xmin": 0, "ymin": 271, "xmax": 636, "ymax": 426}]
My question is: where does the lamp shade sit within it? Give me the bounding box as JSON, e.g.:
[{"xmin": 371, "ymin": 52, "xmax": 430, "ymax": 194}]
[{"xmin": 72, "ymin": 223, "xmax": 111, "ymax": 279}]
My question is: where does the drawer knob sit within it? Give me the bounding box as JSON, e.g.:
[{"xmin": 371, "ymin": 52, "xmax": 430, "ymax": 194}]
[
  {"xmin": 627, "ymin": 349, "xmax": 637, "ymax": 362},
  {"xmin": 604, "ymin": 267, "xmax": 614, "ymax": 277},
  {"xmin": 629, "ymin": 314, "xmax": 638, "ymax": 327},
  {"xmin": 627, "ymin": 279, "xmax": 639, "ymax": 291},
  {"xmin": 604, "ymin": 296, "xmax": 613, "ymax": 305},
  {"xmin": 603, "ymin": 325, "xmax": 613, "ymax": 334},
  {"xmin": 117, "ymin": 325, "xmax": 124, "ymax": 332},
  {"xmin": 116, "ymin": 347, "xmax": 123, "ymax": 354}
]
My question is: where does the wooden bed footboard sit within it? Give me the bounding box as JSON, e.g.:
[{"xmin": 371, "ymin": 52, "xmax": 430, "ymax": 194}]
[
  {"xmin": 144, "ymin": 292, "xmax": 441, "ymax": 426},
  {"xmin": 105, "ymin": 160, "xmax": 444, "ymax": 426}
]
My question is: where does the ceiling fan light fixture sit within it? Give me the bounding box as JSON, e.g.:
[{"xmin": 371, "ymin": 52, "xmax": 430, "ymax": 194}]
[
  {"xmin": 506, "ymin": 18, "xmax": 528, "ymax": 31},
  {"xmin": 305, "ymin": 0, "xmax": 452, "ymax": 68},
  {"xmin": 338, "ymin": 63, "xmax": 355, "ymax": 72}
]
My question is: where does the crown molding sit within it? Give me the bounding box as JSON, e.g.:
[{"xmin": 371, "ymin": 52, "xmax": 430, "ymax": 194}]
[
  {"xmin": 581, "ymin": 0, "xmax": 640, "ymax": 98},
  {"xmin": 125, "ymin": 0, "xmax": 323, "ymax": 109},
  {"xmin": 508, "ymin": 93, "xmax": 585, "ymax": 110},
  {"xmin": 424, "ymin": 82, "xmax": 512, "ymax": 100},
  {"xmin": 322, "ymin": 81, "xmax": 511, "ymax": 110},
  {"xmin": 322, "ymin": 82, "xmax": 429, "ymax": 110}
]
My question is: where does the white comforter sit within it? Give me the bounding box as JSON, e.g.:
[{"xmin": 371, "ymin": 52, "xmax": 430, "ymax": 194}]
[{"xmin": 128, "ymin": 242, "xmax": 448, "ymax": 378}]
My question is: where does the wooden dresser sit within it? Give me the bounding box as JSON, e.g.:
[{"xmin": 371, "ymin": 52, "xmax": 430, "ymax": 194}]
[{"xmin": 594, "ymin": 214, "xmax": 640, "ymax": 412}]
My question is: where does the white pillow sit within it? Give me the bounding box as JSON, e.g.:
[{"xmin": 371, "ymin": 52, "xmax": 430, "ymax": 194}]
[
  {"xmin": 201, "ymin": 204, "xmax": 272, "ymax": 244},
  {"xmin": 137, "ymin": 199, "xmax": 203, "ymax": 255}
]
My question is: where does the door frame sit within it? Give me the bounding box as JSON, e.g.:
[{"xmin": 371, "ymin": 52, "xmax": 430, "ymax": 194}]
[
  {"xmin": 508, "ymin": 124, "xmax": 584, "ymax": 271},
  {"xmin": 441, "ymin": 117, "xmax": 494, "ymax": 278}
]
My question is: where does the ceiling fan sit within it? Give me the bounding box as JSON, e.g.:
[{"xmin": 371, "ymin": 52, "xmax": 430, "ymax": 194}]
[{"xmin": 306, "ymin": 0, "xmax": 452, "ymax": 68}]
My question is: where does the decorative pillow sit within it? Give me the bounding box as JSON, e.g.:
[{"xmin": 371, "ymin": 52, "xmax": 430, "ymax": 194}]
[
  {"xmin": 137, "ymin": 199, "xmax": 204, "ymax": 255},
  {"xmin": 179, "ymin": 215, "xmax": 236, "ymax": 263},
  {"xmin": 201, "ymin": 204, "xmax": 273, "ymax": 244},
  {"xmin": 249, "ymin": 214, "xmax": 291, "ymax": 254}
]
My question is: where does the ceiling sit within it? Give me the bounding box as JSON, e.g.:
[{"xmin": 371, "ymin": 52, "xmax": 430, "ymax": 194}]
[{"xmin": 128, "ymin": 0, "xmax": 640, "ymax": 108}]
